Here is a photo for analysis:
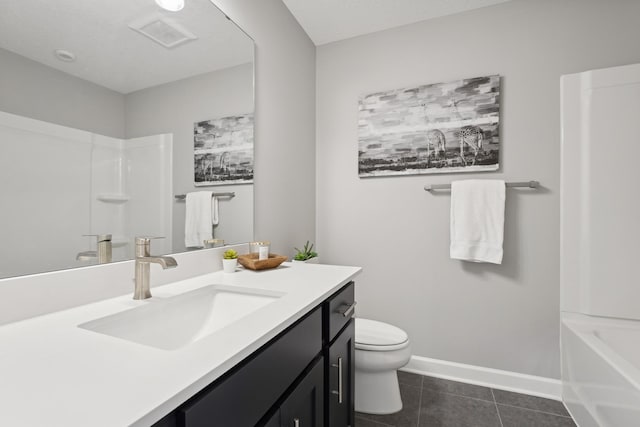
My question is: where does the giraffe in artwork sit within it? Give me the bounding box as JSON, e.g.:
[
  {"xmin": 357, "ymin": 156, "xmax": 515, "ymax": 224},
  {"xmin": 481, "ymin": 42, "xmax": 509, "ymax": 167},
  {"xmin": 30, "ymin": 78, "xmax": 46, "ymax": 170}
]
[
  {"xmin": 420, "ymin": 103, "xmax": 446, "ymax": 161},
  {"xmin": 220, "ymin": 151, "xmax": 231, "ymax": 175},
  {"xmin": 201, "ymin": 156, "xmax": 215, "ymax": 181},
  {"xmin": 426, "ymin": 129, "xmax": 446, "ymax": 158},
  {"xmin": 457, "ymin": 125, "xmax": 484, "ymax": 166},
  {"xmin": 448, "ymin": 98, "xmax": 485, "ymax": 166}
]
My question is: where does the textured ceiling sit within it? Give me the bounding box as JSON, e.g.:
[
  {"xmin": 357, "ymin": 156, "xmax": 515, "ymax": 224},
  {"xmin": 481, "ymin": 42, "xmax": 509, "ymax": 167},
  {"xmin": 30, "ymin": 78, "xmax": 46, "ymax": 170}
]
[
  {"xmin": 0, "ymin": 0, "xmax": 253, "ymax": 94},
  {"xmin": 0, "ymin": 0, "xmax": 513, "ymax": 92},
  {"xmin": 282, "ymin": 0, "xmax": 512, "ymax": 45}
]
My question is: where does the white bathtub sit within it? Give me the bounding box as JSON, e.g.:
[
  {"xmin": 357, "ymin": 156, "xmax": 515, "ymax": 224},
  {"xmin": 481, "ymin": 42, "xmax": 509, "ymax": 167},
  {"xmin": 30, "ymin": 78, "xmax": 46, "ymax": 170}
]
[{"xmin": 562, "ymin": 313, "xmax": 640, "ymax": 427}]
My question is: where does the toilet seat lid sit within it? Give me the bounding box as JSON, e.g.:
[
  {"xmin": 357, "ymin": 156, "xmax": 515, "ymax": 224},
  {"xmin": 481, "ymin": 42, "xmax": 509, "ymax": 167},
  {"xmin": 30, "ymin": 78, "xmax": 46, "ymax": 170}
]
[{"xmin": 355, "ymin": 318, "xmax": 408, "ymax": 347}]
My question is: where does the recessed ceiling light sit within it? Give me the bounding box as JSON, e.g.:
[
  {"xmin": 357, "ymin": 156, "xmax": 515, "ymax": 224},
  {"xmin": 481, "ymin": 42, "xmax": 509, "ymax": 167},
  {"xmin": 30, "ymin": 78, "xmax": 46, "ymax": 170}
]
[
  {"xmin": 155, "ymin": 0, "xmax": 184, "ymax": 12},
  {"xmin": 54, "ymin": 49, "xmax": 76, "ymax": 62}
]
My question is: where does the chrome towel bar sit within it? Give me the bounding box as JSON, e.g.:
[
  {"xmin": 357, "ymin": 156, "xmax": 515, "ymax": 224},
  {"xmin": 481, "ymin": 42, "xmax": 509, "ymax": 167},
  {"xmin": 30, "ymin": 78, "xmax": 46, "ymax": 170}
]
[
  {"xmin": 424, "ymin": 180, "xmax": 539, "ymax": 192},
  {"xmin": 174, "ymin": 192, "xmax": 235, "ymax": 200}
]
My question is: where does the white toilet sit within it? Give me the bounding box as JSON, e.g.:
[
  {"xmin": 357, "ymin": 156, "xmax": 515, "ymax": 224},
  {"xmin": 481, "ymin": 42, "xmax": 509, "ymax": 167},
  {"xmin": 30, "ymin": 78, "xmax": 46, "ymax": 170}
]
[{"xmin": 355, "ymin": 318, "xmax": 411, "ymax": 414}]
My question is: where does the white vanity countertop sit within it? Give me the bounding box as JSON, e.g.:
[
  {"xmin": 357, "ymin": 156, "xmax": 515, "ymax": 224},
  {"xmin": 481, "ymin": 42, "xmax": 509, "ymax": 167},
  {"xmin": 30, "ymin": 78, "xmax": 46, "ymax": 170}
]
[{"xmin": 0, "ymin": 263, "xmax": 361, "ymax": 427}]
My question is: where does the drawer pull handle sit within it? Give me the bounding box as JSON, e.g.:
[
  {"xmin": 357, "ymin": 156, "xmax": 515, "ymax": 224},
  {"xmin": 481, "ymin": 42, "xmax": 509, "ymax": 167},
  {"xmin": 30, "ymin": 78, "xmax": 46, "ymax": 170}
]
[
  {"xmin": 331, "ymin": 357, "xmax": 343, "ymax": 403},
  {"xmin": 341, "ymin": 301, "xmax": 357, "ymax": 318},
  {"xmin": 293, "ymin": 418, "xmax": 300, "ymax": 427}
]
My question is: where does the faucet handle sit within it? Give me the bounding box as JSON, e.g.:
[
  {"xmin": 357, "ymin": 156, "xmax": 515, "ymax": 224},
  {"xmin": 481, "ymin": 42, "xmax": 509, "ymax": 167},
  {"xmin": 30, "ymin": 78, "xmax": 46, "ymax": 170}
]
[
  {"xmin": 134, "ymin": 236, "xmax": 165, "ymax": 257},
  {"xmin": 204, "ymin": 238, "xmax": 225, "ymax": 248},
  {"xmin": 134, "ymin": 236, "xmax": 165, "ymax": 245},
  {"xmin": 83, "ymin": 234, "xmax": 112, "ymax": 242}
]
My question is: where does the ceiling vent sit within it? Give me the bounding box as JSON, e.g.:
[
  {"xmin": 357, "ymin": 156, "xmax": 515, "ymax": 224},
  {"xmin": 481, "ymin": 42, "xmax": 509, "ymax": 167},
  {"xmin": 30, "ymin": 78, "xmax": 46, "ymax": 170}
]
[{"xmin": 129, "ymin": 15, "xmax": 197, "ymax": 49}]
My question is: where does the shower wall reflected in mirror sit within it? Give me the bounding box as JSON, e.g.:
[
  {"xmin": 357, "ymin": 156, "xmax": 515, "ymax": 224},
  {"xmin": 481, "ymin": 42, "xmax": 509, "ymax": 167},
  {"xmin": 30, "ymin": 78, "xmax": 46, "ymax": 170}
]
[{"xmin": 0, "ymin": 0, "xmax": 254, "ymax": 278}]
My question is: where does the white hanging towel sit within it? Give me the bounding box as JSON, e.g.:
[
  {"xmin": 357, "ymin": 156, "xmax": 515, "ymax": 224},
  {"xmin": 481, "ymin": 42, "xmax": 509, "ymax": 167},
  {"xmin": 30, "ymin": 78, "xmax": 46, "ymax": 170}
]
[
  {"xmin": 185, "ymin": 191, "xmax": 214, "ymax": 248},
  {"xmin": 450, "ymin": 179, "xmax": 506, "ymax": 264},
  {"xmin": 211, "ymin": 196, "xmax": 219, "ymax": 226}
]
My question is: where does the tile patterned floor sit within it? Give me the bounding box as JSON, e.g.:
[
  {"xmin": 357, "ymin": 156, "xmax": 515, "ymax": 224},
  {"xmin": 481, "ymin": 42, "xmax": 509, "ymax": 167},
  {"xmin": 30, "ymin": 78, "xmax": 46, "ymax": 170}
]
[{"xmin": 355, "ymin": 372, "xmax": 576, "ymax": 427}]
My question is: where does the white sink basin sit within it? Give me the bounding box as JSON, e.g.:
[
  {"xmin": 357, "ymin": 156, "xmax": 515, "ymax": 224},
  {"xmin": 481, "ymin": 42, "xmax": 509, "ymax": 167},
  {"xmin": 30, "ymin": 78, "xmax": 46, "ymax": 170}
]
[{"xmin": 79, "ymin": 285, "xmax": 284, "ymax": 350}]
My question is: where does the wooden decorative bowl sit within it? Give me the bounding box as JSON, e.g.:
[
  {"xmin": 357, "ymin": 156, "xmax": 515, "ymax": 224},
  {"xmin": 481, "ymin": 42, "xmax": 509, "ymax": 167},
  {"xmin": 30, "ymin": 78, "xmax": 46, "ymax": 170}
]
[{"xmin": 237, "ymin": 253, "xmax": 288, "ymax": 271}]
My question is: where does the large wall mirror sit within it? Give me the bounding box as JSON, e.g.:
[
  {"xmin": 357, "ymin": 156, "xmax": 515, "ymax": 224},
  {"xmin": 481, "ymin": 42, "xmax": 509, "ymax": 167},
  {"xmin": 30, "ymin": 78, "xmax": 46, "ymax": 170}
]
[{"xmin": 0, "ymin": 0, "xmax": 254, "ymax": 279}]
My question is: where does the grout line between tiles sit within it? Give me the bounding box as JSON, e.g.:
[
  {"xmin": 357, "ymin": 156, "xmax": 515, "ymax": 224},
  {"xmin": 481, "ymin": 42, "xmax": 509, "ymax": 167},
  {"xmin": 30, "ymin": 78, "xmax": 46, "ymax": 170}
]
[
  {"xmin": 422, "ymin": 378, "xmax": 496, "ymax": 402},
  {"xmin": 495, "ymin": 402, "xmax": 574, "ymax": 418},
  {"xmin": 423, "ymin": 388, "xmax": 495, "ymax": 404},
  {"xmin": 416, "ymin": 373, "xmax": 424, "ymax": 427},
  {"xmin": 354, "ymin": 415, "xmax": 393, "ymax": 427},
  {"xmin": 492, "ymin": 388, "xmax": 505, "ymax": 427}
]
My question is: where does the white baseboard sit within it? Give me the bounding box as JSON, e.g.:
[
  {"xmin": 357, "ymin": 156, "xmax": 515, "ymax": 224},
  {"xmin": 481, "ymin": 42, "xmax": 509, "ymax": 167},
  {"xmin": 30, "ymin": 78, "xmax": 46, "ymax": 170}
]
[{"xmin": 402, "ymin": 355, "xmax": 562, "ymax": 401}]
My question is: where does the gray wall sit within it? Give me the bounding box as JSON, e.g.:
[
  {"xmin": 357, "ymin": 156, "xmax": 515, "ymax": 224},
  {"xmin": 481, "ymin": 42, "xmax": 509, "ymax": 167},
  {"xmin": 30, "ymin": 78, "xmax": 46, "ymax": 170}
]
[
  {"xmin": 214, "ymin": 0, "xmax": 317, "ymax": 257},
  {"xmin": 316, "ymin": 0, "xmax": 640, "ymax": 379},
  {"xmin": 125, "ymin": 63, "xmax": 255, "ymax": 250},
  {"xmin": 0, "ymin": 47, "xmax": 125, "ymax": 138}
]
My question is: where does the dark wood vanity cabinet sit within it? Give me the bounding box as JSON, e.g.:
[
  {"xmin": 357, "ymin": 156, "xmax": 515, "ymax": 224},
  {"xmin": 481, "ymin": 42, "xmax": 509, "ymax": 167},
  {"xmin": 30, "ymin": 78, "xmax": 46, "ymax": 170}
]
[
  {"xmin": 327, "ymin": 320, "xmax": 355, "ymax": 427},
  {"xmin": 153, "ymin": 281, "xmax": 355, "ymax": 427},
  {"xmin": 325, "ymin": 282, "xmax": 356, "ymax": 427}
]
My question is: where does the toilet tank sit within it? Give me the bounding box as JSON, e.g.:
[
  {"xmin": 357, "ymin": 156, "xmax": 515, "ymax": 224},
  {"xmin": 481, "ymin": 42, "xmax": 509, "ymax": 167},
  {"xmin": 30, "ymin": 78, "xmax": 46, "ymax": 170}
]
[{"xmin": 561, "ymin": 63, "xmax": 640, "ymax": 320}]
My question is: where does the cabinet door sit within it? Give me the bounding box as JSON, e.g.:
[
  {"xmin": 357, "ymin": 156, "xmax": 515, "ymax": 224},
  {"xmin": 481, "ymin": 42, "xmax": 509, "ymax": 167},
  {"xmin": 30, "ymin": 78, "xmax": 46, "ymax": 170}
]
[
  {"xmin": 262, "ymin": 411, "xmax": 280, "ymax": 427},
  {"xmin": 178, "ymin": 309, "xmax": 322, "ymax": 427},
  {"xmin": 280, "ymin": 358, "xmax": 324, "ymax": 427},
  {"xmin": 328, "ymin": 319, "xmax": 354, "ymax": 427}
]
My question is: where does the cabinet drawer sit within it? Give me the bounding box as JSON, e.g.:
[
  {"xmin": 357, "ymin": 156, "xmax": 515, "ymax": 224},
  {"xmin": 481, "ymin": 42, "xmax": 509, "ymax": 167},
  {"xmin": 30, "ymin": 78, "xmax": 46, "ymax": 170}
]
[
  {"xmin": 177, "ymin": 307, "xmax": 322, "ymax": 427},
  {"xmin": 325, "ymin": 282, "xmax": 355, "ymax": 343}
]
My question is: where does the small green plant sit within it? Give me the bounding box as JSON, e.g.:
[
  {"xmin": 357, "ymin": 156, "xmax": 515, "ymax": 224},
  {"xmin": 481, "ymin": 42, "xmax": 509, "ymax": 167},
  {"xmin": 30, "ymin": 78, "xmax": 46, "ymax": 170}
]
[
  {"xmin": 294, "ymin": 241, "xmax": 318, "ymax": 261},
  {"xmin": 223, "ymin": 249, "xmax": 238, "ymax": 259}
]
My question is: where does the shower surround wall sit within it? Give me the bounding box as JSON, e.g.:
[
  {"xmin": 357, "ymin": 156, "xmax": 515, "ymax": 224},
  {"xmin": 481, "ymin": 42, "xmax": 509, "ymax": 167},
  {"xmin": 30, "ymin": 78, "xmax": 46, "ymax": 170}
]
[
  {"xmin": 561, "ymin": 62, "xmax": 640, "ymax": 426},
  {"xmin": 0, "ymin": 112, "xmax": 91, "ymax": 278},
  {"xmin": 91, "ymin": 133, "xmax": 173, "ymax": 260},
  {"xmin": 0, "ymin": 111, "xmax": 171, "ymax": 277},
  {"xmin": 316, "ymin": 0, "xmax": 640, "ymax": 383}
]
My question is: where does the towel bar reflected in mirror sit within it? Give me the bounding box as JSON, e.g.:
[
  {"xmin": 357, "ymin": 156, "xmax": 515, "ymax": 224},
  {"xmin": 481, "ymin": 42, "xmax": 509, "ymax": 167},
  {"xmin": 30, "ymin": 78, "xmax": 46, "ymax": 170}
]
[
  {"xmin": 174, "ymin": 192, "xmax": 236, "ymax": 200},
  {"xmin": 424, "ymin": 181, "xmax": 540, "ymax": 192}
]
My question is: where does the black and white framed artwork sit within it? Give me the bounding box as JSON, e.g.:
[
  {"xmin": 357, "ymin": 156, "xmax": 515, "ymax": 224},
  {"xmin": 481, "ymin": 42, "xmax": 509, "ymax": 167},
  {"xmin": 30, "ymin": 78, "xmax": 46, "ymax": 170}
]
[
  {"xmin": 194, "ymin": 114, "xmax": 254, "ymax": 186},
  {"xmin": 358, "ymin": 75, "xmax": 500, "ymax": 177}
]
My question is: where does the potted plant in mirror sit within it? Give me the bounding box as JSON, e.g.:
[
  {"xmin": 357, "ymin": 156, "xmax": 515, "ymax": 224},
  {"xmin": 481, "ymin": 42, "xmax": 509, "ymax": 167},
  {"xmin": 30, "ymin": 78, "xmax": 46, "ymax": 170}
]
[
  {"xmin": 292, "ymin": 241, "xmax": 319, "ymax": 264},
  {"xmin": 222, "ymin": 249, "xmax": 238, "ymax": 273}
]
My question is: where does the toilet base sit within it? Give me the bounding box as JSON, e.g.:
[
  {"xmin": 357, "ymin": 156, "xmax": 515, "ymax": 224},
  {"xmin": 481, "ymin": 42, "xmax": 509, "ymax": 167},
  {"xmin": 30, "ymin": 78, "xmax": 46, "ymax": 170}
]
[{"xmin": 355, "ymin": 369, "xmax": 402, "ymax": 414}]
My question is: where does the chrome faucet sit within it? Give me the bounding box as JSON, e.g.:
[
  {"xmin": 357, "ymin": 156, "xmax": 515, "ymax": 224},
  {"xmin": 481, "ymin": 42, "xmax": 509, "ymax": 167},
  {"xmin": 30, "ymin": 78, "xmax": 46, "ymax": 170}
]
[
  {"xmin": 203, "ymin": 238, "xmax": 225, "ymax": 248},
  {"xmin": 76, "ymin": 234, "xmax": 113, "ymax": 264},
  {"xmin": 134, "ymin": 237, "xmax": 178, "ymax": 300}
]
